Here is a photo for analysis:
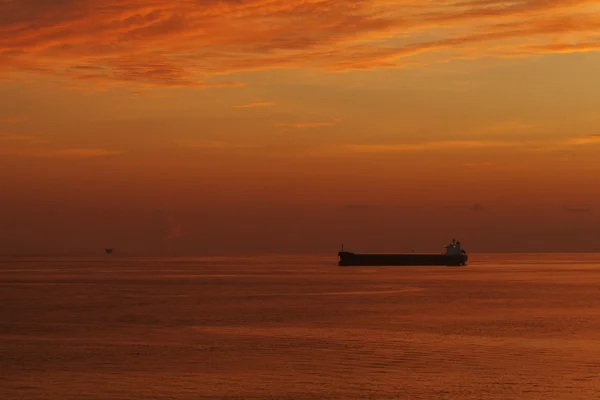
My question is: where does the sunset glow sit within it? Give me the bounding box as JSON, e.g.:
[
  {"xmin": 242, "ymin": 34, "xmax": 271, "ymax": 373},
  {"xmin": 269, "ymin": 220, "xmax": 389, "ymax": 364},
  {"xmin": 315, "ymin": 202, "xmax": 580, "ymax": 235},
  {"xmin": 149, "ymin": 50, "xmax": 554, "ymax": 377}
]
[{"xmin": 1, "ymin": 0, "xmax": 599, "ymax": 255}]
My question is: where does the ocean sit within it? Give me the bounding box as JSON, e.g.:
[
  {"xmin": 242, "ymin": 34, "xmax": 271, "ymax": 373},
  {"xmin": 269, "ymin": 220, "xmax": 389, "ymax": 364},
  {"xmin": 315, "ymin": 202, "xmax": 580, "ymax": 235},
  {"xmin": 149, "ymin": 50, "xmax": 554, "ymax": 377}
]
[{"xmin": 1, "ymin": 253, "xmax": 600, "ymax": 399}]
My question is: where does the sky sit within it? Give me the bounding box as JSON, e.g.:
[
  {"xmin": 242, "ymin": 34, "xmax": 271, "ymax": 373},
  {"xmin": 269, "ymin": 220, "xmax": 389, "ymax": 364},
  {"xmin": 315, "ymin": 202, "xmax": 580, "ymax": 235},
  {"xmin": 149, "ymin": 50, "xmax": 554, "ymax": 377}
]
[{"xmin": 1, "ymin": 0, "xmax": 599, "ymax": 255}]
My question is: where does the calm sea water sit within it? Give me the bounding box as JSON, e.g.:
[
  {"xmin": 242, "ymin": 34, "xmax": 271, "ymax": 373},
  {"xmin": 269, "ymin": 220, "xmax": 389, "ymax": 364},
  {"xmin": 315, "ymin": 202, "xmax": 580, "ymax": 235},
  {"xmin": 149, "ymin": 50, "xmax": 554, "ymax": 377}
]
[{"xmin": 1, "ymin": 253, "xmax": 600, "ymax": 399}]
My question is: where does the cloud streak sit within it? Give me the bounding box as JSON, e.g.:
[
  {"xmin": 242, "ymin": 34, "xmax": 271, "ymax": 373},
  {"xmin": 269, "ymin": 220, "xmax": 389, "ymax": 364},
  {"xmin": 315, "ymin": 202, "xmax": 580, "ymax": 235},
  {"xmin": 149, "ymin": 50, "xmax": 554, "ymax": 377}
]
[
  {"xmin": 274, "ymin": 121, "xmax": 337, "ymax": 128},
  {"xmin": 0, "ymin": 147, "xmax": 123, "ymax": 158},
  {"xmin": 177, "ymin": 140, "xmax": 261, "ymax": 150},
  {"xmin": 338, "ymin": 140, "xmax": 519, "ymax": 153},
  {"xmin": 572, "ymin": 134, "xmax": 600, "ymax": 145},
  {"xmin": 1, "ymin": 0, "xmax": 599, "ymax": 87},
  {"xmin": 565, "ymin": 206, "xmax": 592, "ymax": 213},
  {"xmin": 0, "ymin": 116, "xmax": 27, "ymax": 123},
  {"xmin": 476, "ymin": 121, "xmax": 538, "ymax": 135},
  {"xmin": 0, "ymin": 134, "xmax": 48, "ymax": 145},
  {"xmin": 234, "ymin": 101, "xmax": 275, "ymax": 108},
  {"xmin": 326, "ymin": 133, "xmax": 600, "ymax": 154}
]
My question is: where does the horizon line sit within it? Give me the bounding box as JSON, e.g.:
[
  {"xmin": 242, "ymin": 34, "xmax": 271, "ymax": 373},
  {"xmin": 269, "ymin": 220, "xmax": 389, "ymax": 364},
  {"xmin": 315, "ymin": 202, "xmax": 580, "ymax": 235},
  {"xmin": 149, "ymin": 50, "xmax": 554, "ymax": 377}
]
[{"xmin": 2, "ymin": 251, "xmax": 600, "ymax": 257}]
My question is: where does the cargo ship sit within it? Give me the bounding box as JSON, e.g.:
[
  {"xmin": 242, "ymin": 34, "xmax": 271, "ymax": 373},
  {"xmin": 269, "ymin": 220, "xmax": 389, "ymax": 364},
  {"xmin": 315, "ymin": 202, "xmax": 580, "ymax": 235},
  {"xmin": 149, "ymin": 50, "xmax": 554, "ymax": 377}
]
[{"xmin": 338, "ymin": 238, "xmax": 468, "ymax": 267}]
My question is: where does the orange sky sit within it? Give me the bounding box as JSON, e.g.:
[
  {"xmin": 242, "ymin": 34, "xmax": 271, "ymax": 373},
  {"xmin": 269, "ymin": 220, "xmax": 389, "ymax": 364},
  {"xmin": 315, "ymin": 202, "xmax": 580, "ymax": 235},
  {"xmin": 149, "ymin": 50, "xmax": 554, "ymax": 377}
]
[{"xmin": 1, "ymin": 0, "xmax": 599, "ymax": 255}]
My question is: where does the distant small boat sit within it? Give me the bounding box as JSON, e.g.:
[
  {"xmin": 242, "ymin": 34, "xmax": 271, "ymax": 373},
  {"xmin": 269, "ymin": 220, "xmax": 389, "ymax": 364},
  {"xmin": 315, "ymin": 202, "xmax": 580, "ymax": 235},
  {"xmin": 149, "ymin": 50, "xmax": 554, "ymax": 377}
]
[{"xmin": 105, "ymin": 248, "xmax": 114, "ymax": 255}]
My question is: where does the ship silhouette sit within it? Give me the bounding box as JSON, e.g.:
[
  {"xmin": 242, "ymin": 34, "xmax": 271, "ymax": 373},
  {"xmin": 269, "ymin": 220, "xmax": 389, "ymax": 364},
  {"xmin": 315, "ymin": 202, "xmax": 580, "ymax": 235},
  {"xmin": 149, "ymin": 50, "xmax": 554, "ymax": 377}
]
[{"xmin": 338, "ymin": 238, "xmax": 468, "ymax": 267}]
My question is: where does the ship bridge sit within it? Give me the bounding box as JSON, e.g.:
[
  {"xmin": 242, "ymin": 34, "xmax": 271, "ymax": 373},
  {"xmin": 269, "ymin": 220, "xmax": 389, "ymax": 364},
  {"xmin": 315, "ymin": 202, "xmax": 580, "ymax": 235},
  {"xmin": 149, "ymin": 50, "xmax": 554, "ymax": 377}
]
[{"xmin": 444, "ymin": 238, "xmax": 463, "ymax": 256}]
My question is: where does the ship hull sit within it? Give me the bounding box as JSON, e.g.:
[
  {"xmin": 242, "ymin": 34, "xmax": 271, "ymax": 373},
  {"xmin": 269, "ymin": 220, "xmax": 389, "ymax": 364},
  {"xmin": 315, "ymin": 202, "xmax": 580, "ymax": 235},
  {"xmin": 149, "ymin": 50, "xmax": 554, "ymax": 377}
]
[{"xmin": 338, "ymin": 252, "xmax": 467, "ymax": 267}]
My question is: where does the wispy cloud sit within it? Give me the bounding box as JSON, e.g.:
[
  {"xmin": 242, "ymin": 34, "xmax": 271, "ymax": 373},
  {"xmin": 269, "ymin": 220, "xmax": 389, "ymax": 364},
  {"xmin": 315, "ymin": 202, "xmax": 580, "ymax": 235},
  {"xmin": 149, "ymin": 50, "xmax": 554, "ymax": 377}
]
[
  {"xmin": 177, "ymin": 140, "xmax": 260, "ymax": 149},
  {"xmin": 476, "ymin": 121, "xmax": 538, "ymax": 135},
  {"xmin": 2, "ymin": 1, "xmax": 599, "ymax": 87},
  {"xmin": 49, "ymin": 148, "xmax": 124, "ymax": 158},
  {"xmin": 275, "ymin": 121, "xmax": 338, "ymax": 128},
  {"xmin": 234, "ymin": 101, "xmax": 275, "ymax": 108},
  {"xmin": 1, "ymin": 148, "xmax": 123, "ymax": 158},
  {"xmin": 324, "ymin": 133, "xmax": 600, "ymax": 154},
  {"xmin": 0, "ymin": 134, "xmax": 48, "ymax": 145},
  {"xmin": 0, "ymin": 116, "xmax": 27, "ymax": 124},
  {"xmin": 0, "ymin": 134, "xmax": 34, "ymax": 141},
  {"xmin": 338, "ymin": 140, "xmax": 518, "ymax": 153},
  {"xmin": 565, "ymin": 206, "xmax": 592, "ymax": 213},
  {"xmin": 462, "ymin": 162, "xmax": 493, "ymax": 167},
  {"xmin": 571, "ymin": 134, "xmax": 600, "ymax": 145}
]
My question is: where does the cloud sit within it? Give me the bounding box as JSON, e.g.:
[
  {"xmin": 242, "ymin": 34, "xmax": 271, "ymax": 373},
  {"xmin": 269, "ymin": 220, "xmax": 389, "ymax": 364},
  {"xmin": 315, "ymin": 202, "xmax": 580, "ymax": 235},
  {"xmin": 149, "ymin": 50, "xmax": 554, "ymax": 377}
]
[
  {"xmin": 177, "ymin": 140, "xmax": 260, "ymax": 149},
  {"xmin": 0, "ymin": 116, "xmax": 26, "ymax": 124},
  {"xmin": 462, "ymin": 162, "xmax": 493, "ymax": 167},
  {"xmin": 49, "ymin": 148, "xmax": 124, "ymax": 157},
  {"xmin": 1, "ymin": 147, "xmax": 123, "ymax": 158},
  {"xmin": 476, "ymin": 121, "xmax": 538, "ymax": 135},
  {"xmin": 0, "ymin": 134, "xmax": 48, "ymax": 145},
  {"xmin": 565, "ymin": 206, "xmax": 592, "ymax": 213},
  {"xmin": 274, "ymin": 121, "xmax": 338, "ymax": 128},
  {"xmin": 1, "ymin": 133, "xmax": 39, "ymax": 140},
  {"xmin": 338, "ymin": 139, "xmax": 518, "ymax": 153},
  {"xmin": 2, "ymin": 0, "xmax": 599, "ymax": 87},
  {"xmin": 234, "ymin": 101, "xmax": 275, "ymax": 108},
  {"xmin": 571, "ymin": 134, "xmax": 600, "ymax": 145},
  {"xmin": 322, "ymin": 133, "xmax": 600, "ymax": 155}
]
